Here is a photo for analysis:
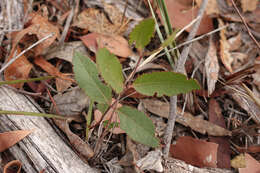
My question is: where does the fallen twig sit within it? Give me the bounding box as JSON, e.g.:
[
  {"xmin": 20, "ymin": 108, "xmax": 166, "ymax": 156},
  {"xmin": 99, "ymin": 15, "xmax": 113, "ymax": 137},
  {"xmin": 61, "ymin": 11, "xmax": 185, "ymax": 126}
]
[{"xmin": 163, "ymin": 0, "xmax": 209, "ymax": 156}]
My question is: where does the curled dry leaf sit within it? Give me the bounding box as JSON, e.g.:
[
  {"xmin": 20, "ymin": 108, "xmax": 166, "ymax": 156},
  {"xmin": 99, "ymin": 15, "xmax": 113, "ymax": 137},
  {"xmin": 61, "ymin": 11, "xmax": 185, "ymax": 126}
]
[
  {"xmin": 141, "ymin": 99, "xmax": 231, "ymax": 136},
  {"xmin": 10, "ymin": 13, "xmax": 59, "ymax": 56},
  {"xmin": 159, "ymin": 0, "xmax": 213, "ymax": 35},
  {"xmin": 34, "ymin": 56, "xmax": 74, "ymax": 92},
  {"xmin": 170, "ymin": 136, "xmax": 218, "ymax": 168},
  {"xmin": 4, "ymin": 47, "xmax": 33, "ymax": 88},
  {"xmin": 73, "ymin": 3, "xmax": 128, "ymax": 35},
  {"xmin": 94, "ymin": 99, "xmax": 124, "ymax": 134},
  {"xmin": 3, "ymin": 160, "xmax": 22, "ymax": 173},
  {"xmin": 205, "ymin": 36, "xmax": 219, "ymax": 95},
  {"xmin": 219, "ymin": 18, "xmax": 233, "ymax": 73},
  {"xmin": 54, "ymin": 119, "xmax": 94, "ymax": 159},
  {"xmin": 81, "ymin": 33, "xmax": 133, "ymax": 58},
  {"xmin": 0, "ymin": 130, "xmax": 33, "ymax": 152}
]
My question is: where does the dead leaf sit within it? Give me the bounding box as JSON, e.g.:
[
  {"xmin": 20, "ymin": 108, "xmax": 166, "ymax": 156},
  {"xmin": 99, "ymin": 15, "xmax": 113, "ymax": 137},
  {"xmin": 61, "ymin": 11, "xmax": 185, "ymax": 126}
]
[
  {"xmin": 141, "ymin": 99, "xmax": 232, "ymax": 136},
  {"xmin": 80, "ymin": 33, "xmax": 99, "ymax": 53},
  {"xmin": 4, "ymin": 47, "xmax": 33, "ymax": 88},
  {"xmin": 205, "ymin": 36, "xmax": 219, "ymax": 95},
  {"xmin": 170, "ymin": 136, "xmax": 218, "ymax": 168},
  {"xmin": 208, "ymin": 99, "xmax": 231, "ymax": 168},
  {"xmin": 3, "ymin": 160, "xmax": 22, "ymax": 173},
  {"xmin": 228, "ymin": 33, "xmax": 242, "ymax": 51},
  {"xmin": 73, "ymin": 3, "xmax": 128, "ymax": 35},
  {"xmin": 10, "ymin": 13, "xmax": 59, "ymax": 56},
  {"xmin": 45, "ymin": 41, "xmax": 88, "ymax": 63},
  {"xmin": 34, "ymin": 56, "xmax": 74, "ymax": 90},
  {"xmin": 94, "ymin": 99, "xmax": 124, "ymax": 134},
  {"xmin": 81, "ymin": 33, "xmax": 133, "ymax": 58},
  {"xmin": 54, "ymin": 118, "xmax": 94, "ymax": 158},
  {"xmin": 239, "ymin": 153, "xmax": 260, "ymax": 173},
  {"xmin": 241, "ymin": 0, "xmax": 258, "ymax": 12},
  {"xmin": 195, "ymin": 0, "xmax": 219, "ymax": 15},
  {"xmin": 219, "ymin": 18, "xmax": 233, "ymax": 73},
  {"xmin": 96, "ymin": 34, "xmax": 133, "ymax": 58},
  {"xmin": 136, "ymin": 150, "xmax": 163, "ymax": 172},
  {"xmin": 0, "ymin": 130, "xmax": 33, "ymax": 152},
  {"xmin": 51, "ymin": 88, "xmax": 89, "ymax": 116},
  {"xmin": 159, "ymin": 0, "xmax": 213, "ymax": 35}
]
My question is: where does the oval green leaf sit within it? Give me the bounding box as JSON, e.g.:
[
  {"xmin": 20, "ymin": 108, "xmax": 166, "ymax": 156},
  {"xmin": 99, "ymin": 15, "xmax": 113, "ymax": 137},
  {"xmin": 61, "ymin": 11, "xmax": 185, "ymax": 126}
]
[
  {"xmin": 129, "ymin": 18, "xmax": 155, "ymax": 49},
  {"xmin": 133, "ymin": 72, "xmax": 200, "ymax": 96},
  {"xmin": 73, "ymin": 52, "xmax": 111, "ymax": 104},
  {"xmin": 96, "ymin": 48, "xmax": 124, "ymax": 93},
  {"xmin": 117, "ymin": 106, "xmax": 159, "ymax": 147}
]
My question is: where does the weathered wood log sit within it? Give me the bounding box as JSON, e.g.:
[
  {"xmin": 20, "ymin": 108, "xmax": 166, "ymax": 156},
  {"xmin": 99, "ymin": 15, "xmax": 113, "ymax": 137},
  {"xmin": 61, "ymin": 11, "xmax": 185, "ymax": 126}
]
[{"xmin": 0, "ymin": 86, "xmax": 99, "ymax": 173}]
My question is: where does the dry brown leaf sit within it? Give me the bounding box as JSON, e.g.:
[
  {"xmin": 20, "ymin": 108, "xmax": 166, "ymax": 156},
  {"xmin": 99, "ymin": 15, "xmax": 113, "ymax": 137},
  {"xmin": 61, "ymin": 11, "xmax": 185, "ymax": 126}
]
[
  {"xmin": 170, "ymin": 136, "xmax": 218, "ymax": 168},
  {"xmin": 80, "ymin": 33, "xmax": 99, "ymax": 53},
  {"xmin": 205, "ymin": 37, "xmax": 219, "ymax": 95},
  {"xmin": 3, "ymin": 160, "xmax": 22, "ymax": 173},
  {"xmin": 159, "ymin": 0, "xmax": 213, "ymax": 35},
  {"xmin": 0, "ymin": 130, "xmax": 33, "ymax": 152},
  {"xmin": 219, "ymin": 18, "xmax": 233, "ymax": 73},
  {"xmin": 94, "ymin": 99, "xmax": 124, "ymax": 134},
  {"xmin": 241, "ymin": 0, "xmax": 258, "ymax": 12},
  {"xmin": 54, "ymin": 119, "xmax": 94, "ymax": 158},
  {"xmin": 10, "ymin": 13, "xmax": 59, "ymax": 56},
  {"xmin": 73, "ymin": 3, "xmax": 128, "ymax": 35},
  {"xmin": 45, "ymin": 41, "xmax": 88, "ymax": 63},
  {"xmin": 195, "ymin": 0, "xmax": 219, "ymax": 15},
  {"xmin": 208, "ymin": 99, "xmax": 231, "ymax": 168},
  {"xmin": 141, "ymin": 99, "xmax": 231, "ymax": 136},
  {"xmin": 228, "ymin": 33, "xmax": 242, "ymax": 51},
  {"xmin": 97, "ymin": 34, "xmax": 133, "ymax": 58},
  {"xmin": 4, "ymin": 47, "xmax": 33, "ymax": 88},
  {"xmin": 81, "ymin": 33, "xmax": 133, "ymax": 58},
  {"xmin": 239, "ymin": 153, "xmax": 260, "ymax": 173},
  {"xmin": 34, "ymin": 56, "xmax": 74, "ymax": 84}
]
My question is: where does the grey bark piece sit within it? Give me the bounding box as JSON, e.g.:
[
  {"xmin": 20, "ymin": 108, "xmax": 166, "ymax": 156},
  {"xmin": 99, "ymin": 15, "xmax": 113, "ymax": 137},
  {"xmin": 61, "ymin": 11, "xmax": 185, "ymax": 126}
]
[{"xmin": 0, "ymin": 86, "xmax": 99, "ymax": 173}]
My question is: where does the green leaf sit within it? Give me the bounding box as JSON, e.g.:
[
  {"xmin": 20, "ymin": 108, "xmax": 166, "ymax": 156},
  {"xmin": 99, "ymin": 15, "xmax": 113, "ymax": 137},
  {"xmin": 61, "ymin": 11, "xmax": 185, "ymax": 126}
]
[
  {"xmin": 96, "ymin": 48, "xmax": 124, "ymax": 93},
  {"xmin": 129, "ymin": 18, "xmax": 155, "ymax": 49},
  {"xmin": 73, "ymin": 52, "xmax": 112, "ymax": 104},
  {"xmin": 117, "ymin": 106, "xmax": 159, "ymax": 147},
  {"xmin": 133, "ymin": 72, "xmax": 200, "ymax": 96}
]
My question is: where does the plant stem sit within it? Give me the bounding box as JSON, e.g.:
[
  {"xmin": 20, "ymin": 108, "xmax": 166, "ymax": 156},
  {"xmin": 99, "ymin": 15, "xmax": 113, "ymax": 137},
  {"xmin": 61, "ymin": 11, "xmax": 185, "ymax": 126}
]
[
  {"xmin": 163, "ymin": 0, "xmax": 209, "ymax": 156},
  {"xmin": 86, "ymin": 99, "xmax": 94, "ymax": 140},
  {"xmin": 0, "ymin": 110, "xmax": 66, "ymax": 119},
  {"xmin": 0, "ymin": 76, "xmax": 54, "ymax": 86}
]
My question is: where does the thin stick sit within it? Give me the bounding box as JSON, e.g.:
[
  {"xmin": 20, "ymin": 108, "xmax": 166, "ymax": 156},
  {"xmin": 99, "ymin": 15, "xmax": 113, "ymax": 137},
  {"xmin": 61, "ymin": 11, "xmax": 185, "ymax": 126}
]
[
  {"xmin": 163, "ymin": 0, "xmax": 209, "ymax": 156},
  {"xmin": 230, "ymin": 0, "xmax": 260, "ymax": 51},
  {"xmin": 157, "ymin": 25, "xmax": 228, "ymax": 58},
  {"xmin": 0, "ymin": 33, "xmax": 54, "ymax": 74}
]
